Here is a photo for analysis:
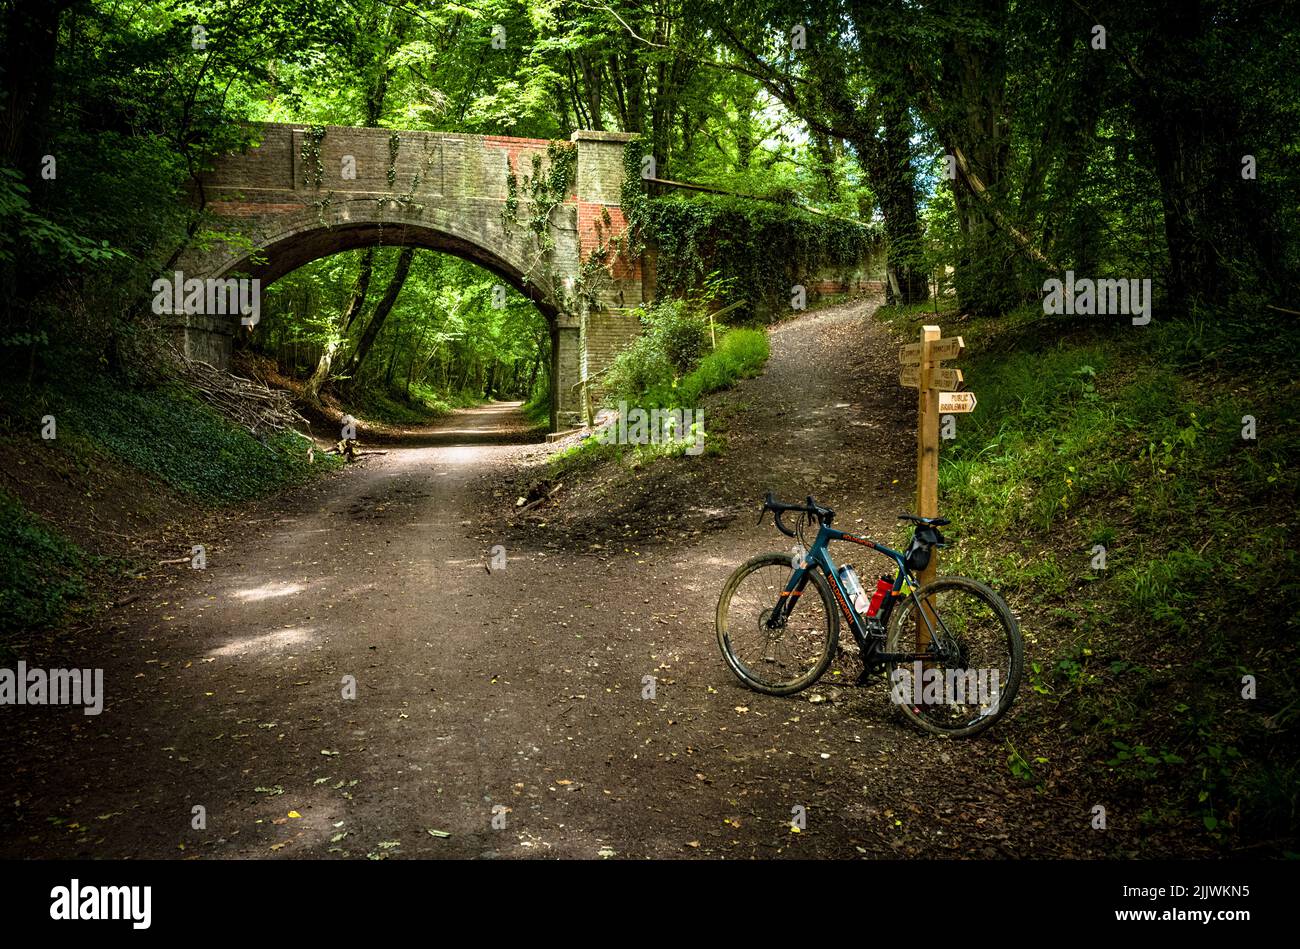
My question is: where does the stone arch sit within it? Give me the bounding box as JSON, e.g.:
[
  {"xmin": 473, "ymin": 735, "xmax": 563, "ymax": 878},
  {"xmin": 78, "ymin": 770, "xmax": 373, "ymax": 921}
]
[
  {"xmin": 199, "ymin": 202, "xmax": 570, "ymax": 322},
  {"xmin": 169, "ymin": 123, "xmax": 644, "ymax": 430}
]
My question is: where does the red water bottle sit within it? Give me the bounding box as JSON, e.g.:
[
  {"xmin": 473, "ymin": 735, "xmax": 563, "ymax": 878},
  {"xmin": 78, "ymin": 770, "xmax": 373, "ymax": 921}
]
[{"xmin": 865, "ymin": 577, "xmax": 892, "ymax": 617}]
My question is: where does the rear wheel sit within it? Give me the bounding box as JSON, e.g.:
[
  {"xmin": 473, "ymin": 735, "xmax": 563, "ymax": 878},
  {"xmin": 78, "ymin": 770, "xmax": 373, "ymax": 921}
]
[
  {"xmin": 716, "ymin": 552, "xmax": 839, "ymax": 695},
  {"xmin": 884, "ymin": 576, "xmax": 1022, "ymax": 737}
]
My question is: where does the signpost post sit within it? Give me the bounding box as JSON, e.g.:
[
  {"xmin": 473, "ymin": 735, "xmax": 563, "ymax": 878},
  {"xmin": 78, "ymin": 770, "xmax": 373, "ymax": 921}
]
[{"xmin": 898, "ymin": 326, "xmax": 972, "ymax": 648}]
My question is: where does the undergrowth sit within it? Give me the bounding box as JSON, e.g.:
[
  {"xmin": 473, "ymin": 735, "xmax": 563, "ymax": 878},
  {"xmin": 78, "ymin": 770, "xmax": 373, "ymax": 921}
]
[
  {"xmin": 1, "ymin": 361, "xmax": 342, "ymax": 635},
  {"xmin": 875, "ymin": 299, "xmax": 1300, "ymax": 853},
  {"xmin": 0, "ymin": 490, "xmax": 90, "ymax": 643}
]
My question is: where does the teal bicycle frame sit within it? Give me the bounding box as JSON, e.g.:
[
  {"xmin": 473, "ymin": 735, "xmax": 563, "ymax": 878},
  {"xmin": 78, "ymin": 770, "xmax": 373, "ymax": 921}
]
[{"xmin": 771, "ymin": 520, "xmax": 944, "ymax": 662}]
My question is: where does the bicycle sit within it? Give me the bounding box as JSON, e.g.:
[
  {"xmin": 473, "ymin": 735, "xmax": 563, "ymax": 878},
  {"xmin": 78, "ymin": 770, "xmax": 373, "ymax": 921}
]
[{"xmin": 715, "ymin": 492, "xmax": 1023, "ymax": 738}]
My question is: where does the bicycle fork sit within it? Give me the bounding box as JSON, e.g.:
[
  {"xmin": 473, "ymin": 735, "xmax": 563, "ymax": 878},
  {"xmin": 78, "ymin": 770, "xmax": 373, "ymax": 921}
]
[{"xmin": 767, "ymin": 568, "xmax": 813, "ymax": 628}]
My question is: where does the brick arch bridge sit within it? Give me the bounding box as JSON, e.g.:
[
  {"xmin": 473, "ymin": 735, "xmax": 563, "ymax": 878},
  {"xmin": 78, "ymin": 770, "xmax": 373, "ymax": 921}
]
[{"xmin": 171, "ymin": 123, "xmax": 644, "ymax": 429}]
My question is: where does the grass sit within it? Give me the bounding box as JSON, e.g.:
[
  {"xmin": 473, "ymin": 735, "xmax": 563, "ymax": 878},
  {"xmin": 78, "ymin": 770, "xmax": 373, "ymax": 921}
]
[
  {"xmin": 640, "ymin": 327, "xmax": 770, "ymax": 410},
  {"xmin": 875, "ymin": 297, "xmax": 1300, "ymax": 852},
  {"xmin": 549, "ymin": 326, "xmax": 769, "ymax": 483},
  {"xmin": 522, "ymin": 390, "xmax": 552, "ymax": 429},
  {"xmin": 547, "ymin": 433, "xmax": 623, "ymax": 481}
]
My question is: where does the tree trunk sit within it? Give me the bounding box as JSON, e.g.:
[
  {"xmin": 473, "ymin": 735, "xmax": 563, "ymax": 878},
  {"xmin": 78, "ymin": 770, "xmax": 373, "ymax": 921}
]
[
  {"xmin": 853, "ymin": 100, "xmax": 929, "ymax": 305},
  {"xmin": 305, "ymin": 248, "xmax": 374, "ymax": 401},
  {"xmin": 343, "ymin": 246, "xmax": 415, "ymax": 385},
  {"xmin": 384, "ymin": 330, "xmax": 403, "ymax": 387},
  {"xmin": 810, "ymin": 132, "xmax": 840, "ymax": 203},
  {"xmin": 930, "ymin": 1, "xmax": 1019, "ymax": 314},
  {"xmin": 1, "ymin": 0, "xmax": 73, "ymax": 338},
  {"xmin": 1, "ymin": 0, "xmax": 67, "ymax": 189},
  {"xmin": 405, "ymin": 339, "xmax": 420, "ymax": 397},
  {"xmin": 526, "ymin": 351, "xmax": 541, "ymax": 396},
  {"xmin": 1128, "ymin": 1, "xmax": 1271, "ymax": 312}
]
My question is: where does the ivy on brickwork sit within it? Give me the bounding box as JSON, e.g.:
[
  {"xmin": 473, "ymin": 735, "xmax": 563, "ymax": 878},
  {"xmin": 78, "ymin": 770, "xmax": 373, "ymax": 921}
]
[
  {"xmin": 498, "ymin": 140, "xmax": 583, "ymax": 314},
  {"xmin": 620, "ymin": 137, "xmax": 651, "ymax": 232},
  {"xmin": 530, "ymin": 141, "xmax": 577, "ymax": 251},
  {"xmin": 502, "ymin": 168, "xmax": 520, "ymax": 228},
  {"xmin": 500, "ymin": 140, "xmax": 577, "ymax": 254},
  {"xmin": 573, "ymin": 198, "xmax": 631, "ymax": 311},
  {"xmin": 300, "ymin": 125, "xmax": 326, "ymax": 190},
  {"xmin": 620, "ymin": 139, "xmax": 881, "ymax": 315},
  {"xmin": 311, "ymin": 192, "xmax": 333, "ymax": 225},
  {"xmin": 387, "ymin": 131, "xmax": 400, "ymax": 189},
  {"xmin": 573, "ymin": 241, "xmax": 613, "ymax": 313}
]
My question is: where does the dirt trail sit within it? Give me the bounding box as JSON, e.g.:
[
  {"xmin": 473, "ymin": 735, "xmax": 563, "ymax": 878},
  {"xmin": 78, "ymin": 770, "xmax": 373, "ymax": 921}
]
[{"xmin": 1, "ymin": 299, "xmax": 1110, "ymax": 859}]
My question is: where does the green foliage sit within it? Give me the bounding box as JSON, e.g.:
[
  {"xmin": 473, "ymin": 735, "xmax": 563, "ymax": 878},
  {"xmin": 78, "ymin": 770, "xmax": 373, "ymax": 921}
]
[
  {"xmin": 641, "ymin": 328, "xmax": 769, "ymax": 411},
  {"xmin": 604, "ymin": 291, "xmax": 770, "ymax": 411},
  {"xmin": 0, "ymin": 169, "xmax": 123, "ymax": 270},
  {"xmin": 258, "ymin": 249, "xmax": 551, "ymax": 413},
  {"xmin": 351, "ymin": 382, "xmax": 480, "ymax": 426},
  {"xmin": 0, "ymin": 491, "xmax": 89, "ymax": 639},
  {"xmin": 54, "ymin": 376, "xmax": 334, "ymax": 505},
  {"xmin": 624, "ymin": 171, "xmax": 881, "ymax": 319},
  {"xmin": 880, "ymin": 299, "xmax": 1300, "ymax": 850},
  {"xmin": 1005, "ymin": 741, "xmax": 1043, "ymax": 789},
  {"xmin": 521, "ymin": 390, "xmax": 553, "ymax": 428},
  {"xmin": 604, "ymin": 299, "xmax": 696, "ymax": 400}
]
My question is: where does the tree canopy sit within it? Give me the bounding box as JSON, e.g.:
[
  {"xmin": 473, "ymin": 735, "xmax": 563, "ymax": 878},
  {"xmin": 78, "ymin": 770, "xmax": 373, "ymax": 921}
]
[{"xmin": 1, "ymin": 0, "xmax": 1296, "ymax": 409}]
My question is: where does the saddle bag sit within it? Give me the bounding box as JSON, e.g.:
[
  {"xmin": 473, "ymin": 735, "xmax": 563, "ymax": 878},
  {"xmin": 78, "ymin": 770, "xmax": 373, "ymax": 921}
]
[{"xmin": 903, "ymin": 525, "xmax": 945, "ymax": 572}]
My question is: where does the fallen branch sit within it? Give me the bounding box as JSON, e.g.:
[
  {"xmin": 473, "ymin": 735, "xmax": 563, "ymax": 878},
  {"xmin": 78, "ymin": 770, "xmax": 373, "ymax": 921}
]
[
  {"xmin": 165, "ymin": 342, "xmax": 310, "ymax": 438},
  {"xmin": 323, "ymin": 439, "xmax": 387, "ymax": 461},
  {"xmin": 516, "ymin": 481, "xmax": 564, "ymax": 514}
]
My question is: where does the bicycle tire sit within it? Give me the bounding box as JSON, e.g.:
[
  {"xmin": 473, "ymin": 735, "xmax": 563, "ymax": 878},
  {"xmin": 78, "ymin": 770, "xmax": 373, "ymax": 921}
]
[
  {"xmin": 716, "ymin": 552, "xmax": 839, "ymax": 696},
  {"xmin": 883, "ymin": 575, "xmax": 1023, "ymax": 738}
]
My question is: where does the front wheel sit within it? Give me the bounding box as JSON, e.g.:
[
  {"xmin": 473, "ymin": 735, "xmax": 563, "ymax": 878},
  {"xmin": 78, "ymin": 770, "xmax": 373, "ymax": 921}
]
[
  {"xmin": 716, "ymin": 552, "xmax": 839, "ymax": 696},
  {"xmin": 884, "ymin": 576, "xmax": 1023, "ymax": 738}
]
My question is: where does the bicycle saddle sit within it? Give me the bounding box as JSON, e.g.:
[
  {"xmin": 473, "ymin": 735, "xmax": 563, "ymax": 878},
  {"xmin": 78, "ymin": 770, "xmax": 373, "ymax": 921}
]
[{"xmin": 898, "ymin": 513, "xmax": 951, "ymax": 527}]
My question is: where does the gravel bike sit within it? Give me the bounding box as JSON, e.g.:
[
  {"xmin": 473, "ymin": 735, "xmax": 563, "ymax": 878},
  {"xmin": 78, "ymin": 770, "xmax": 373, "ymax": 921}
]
[{"xmin": 716, "ymin": 492, "xmax": 1023, "ymax": 737}]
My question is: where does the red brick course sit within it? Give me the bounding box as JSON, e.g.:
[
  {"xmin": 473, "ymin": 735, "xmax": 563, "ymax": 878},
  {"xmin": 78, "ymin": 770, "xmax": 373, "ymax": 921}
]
[{"xmin": 576, "ymin": 202, "xmax": 640, "ymax": 279}]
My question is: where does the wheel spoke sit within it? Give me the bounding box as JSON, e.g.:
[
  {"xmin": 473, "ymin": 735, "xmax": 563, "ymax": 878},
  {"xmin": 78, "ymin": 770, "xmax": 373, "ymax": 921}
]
[
  {"xmin": 886, "ymin": 578, "xmax": 1022, "ymax": 736},
  {"xmin": 718, "ymin": 557, "xmax": 836, "ymax": 694}
]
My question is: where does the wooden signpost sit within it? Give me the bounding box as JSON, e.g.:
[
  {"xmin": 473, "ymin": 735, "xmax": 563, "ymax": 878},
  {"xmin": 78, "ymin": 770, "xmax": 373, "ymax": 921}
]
[
  {"xmin": 898, "ymin": 325, "xmax": 972, "ymax": 647},
  {"xmin": 899, "ymin": 365, "xmax": 963, "ymax": 390}
]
